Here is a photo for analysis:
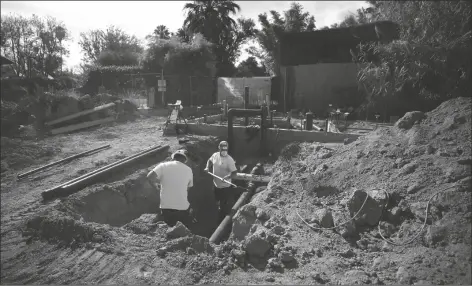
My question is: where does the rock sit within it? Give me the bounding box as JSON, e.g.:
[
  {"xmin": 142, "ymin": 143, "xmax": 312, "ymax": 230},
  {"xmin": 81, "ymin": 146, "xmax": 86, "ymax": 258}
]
[
  {"xmin": 314, "ymin": 209, "xmax": 334, "ymax": 228},
  {"xmin": 340, "ymin": 270, "xmax": 370, "ymax": 285},
  {"xmin": 264, "ymin": 220, "xmax": 275, "ymax": 228},
  {"xmin": 166, "ymin": 222, "xmax": 191, "ymax": 239},
  {"xmin": 425, "ymin": 225, "xmax": 448, "ymax": 246},
  {"xmin": 401, "ymin": 162, "xmax": 418, "ymax": 175},
  {"xmin": 396, "ymin": 266, "xmax": 413, "ymax": 284},
  {"xmin": 340, "ymin": 249, "xmax": 355, "ymax": 258},
  {"xmin": 387, "ymin": 207, "xmax": 403, "ymax": 224},
  {"xmin": 256, "ymin": 208, "xmax": 270, "ymax": 221},
  {"xmin": 156, "ymin": 247, "xmax": 167, "ymax": 258},
  {"xmin": 319, "ymin": 151, "xmax": 333, "ymax": 159},
  {"xmin": 243, "ymin": 230, "xmax": 271, "ymax": 257},
  {"xmin": 271, "ymin": 225, "xmax": 286, "ymax": 235},
  {"xmin": 347, "ymin": 189, "xmax": 387, "ymax": 227},
  {"xmin": 231, "ymin": 249, "xmax": 246, "ymax": 259},
  {"xmin": 425, "ymin": 145, "xmax": 436, "ymax": 155},
  {"xmin": 265, "ymin": 277, "xmax": 275, "ymax": 282},
  {"xmin": 395, "ymin": 111, "xmax": 426, "ymax": 130},
  {"xmin": 267, "ymin": 257, "xmax": 283, "ymax": 270},
  {"xmin": 279, "ymin": 250, "xmax": 295, "ymax": 263},
  {"xmin": 407, "ymin": 184, "xmax": 422, "ymax": 194},
  {"xmin": 340, "ymin": 220, "xmax": 358, "ymax": 239},
  {"xmin": 379, "ymin": 222, "xmax": 397, "ymax": 237},
  {"xmin": 231, "ymin": 205, "xmax": 257, "ymax": 241},
  {"xmin": 381, "ymin": 242, "xmax": 391, "ymax": 252},
  {"xmin": 296, "ymin": 272, "xmax": 305, "ymax": 279},
  {"xmin": 186, "ymin": 247, "xmax": 196, "ymax": 255},
  {"xmin": 414, "ymin": 280, "xmax": 432, "ymax": 285}
]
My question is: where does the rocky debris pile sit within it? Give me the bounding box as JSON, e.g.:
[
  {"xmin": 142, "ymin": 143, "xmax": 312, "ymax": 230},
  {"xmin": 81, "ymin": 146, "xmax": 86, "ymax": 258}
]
[{"xmin": 215, "ymin": 97, "xmax": 471, "ymax": 285}]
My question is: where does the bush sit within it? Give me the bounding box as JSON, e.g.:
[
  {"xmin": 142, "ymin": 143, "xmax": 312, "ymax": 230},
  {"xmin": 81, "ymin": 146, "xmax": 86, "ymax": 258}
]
[{"xmin": 356, "ymin": 1, "xmax": 472, "ymax": 118}]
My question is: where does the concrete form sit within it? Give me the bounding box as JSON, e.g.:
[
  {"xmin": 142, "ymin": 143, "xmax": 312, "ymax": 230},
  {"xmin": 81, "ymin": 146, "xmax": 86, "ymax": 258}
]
[{"xmin": 178, "ymin": 122, "xmax": 361, "ymax": 160}]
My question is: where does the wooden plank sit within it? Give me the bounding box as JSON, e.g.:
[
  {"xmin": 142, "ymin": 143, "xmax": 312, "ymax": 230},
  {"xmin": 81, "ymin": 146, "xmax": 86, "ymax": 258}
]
[
  {"xmin": 51, "ymin": 117, "xmax": 115, "ymax": 135},
  {"xmin": 46, "ymin": 102, "xmax": 116, "ymax": 126}
]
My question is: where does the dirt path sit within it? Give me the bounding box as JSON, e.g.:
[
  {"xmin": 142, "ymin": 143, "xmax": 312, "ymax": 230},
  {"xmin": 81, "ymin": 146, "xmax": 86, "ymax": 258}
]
[{"xmin": 0, "ymin": 116, "xmax": 219, "ymax": 284}]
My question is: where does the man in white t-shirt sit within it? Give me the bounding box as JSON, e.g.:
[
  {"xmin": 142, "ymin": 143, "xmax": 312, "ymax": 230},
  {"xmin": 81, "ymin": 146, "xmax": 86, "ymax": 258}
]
[
  {"xmin": 147, "ymin": 149, "xmax": 194, "ymax": 227},
  {"xmin": 204, "ymin": 141, "xmax": 238, "ymax": 224}
]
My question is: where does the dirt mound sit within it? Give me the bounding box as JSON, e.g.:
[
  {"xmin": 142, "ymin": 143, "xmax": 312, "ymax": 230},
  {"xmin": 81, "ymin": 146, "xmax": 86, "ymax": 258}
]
[
  {"xmin": 0, "ymin": 137, "xmax": 59, "ymax": 175},
  {"xmin": 219, "ymin": 97, "xmax": 471, "ymax": 284}
]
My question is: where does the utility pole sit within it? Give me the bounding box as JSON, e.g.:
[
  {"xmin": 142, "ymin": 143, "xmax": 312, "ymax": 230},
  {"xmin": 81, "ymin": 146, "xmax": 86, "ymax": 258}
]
[{"xmin": 161, "ymin": 67, "xmax": 165, "ymax": 106}]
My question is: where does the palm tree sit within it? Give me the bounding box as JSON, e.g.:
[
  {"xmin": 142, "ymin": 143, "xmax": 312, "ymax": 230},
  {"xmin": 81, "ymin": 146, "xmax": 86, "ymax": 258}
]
[
  {"xmin": 183, "ymin": 0, "xmax": 241, "ymax": 43},
  {"xmin": 153, "ymin": 25, "xmax": 170, "ymax": 39}
]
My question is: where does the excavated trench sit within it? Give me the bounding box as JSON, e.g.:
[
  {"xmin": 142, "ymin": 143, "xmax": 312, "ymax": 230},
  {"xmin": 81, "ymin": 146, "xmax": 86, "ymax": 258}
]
[{"xmin": 27, "ymin": 137, "xmax": 265, "ymax": 242}]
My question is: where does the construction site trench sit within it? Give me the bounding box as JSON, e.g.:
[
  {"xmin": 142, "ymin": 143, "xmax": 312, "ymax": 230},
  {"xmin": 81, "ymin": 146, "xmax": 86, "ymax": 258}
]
[
  {"xmin": 2, "ymin": 98, "xmax": 470, "ymax": 285},
  {"xmin": 25, "ymin": 136, "xmax": 272, "ymax": 247}
]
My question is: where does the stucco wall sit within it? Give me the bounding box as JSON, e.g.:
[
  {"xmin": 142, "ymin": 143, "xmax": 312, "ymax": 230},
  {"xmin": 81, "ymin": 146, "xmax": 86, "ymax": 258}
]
[{"xmin": 282, "ymin": 63, "xmax": 363, "ymax": 115}]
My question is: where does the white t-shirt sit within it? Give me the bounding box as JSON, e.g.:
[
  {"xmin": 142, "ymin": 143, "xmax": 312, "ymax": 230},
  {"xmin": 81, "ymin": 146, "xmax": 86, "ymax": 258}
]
[
  {"xmin": 210, "ymin": 152, "xmax": 237, "ymax": 189},
  {"xmin": 152, "ymin": 161, "xmax": 193, "ymax": 210}
]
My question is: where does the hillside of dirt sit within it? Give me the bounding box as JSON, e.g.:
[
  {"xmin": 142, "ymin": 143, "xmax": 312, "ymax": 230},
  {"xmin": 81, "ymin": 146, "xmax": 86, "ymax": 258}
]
[
  {"xmin": 1, "ymin": 97, "xmax": 470, "ymax": 285},
  {"xmin": 210, "ymin": 97, "xmax": 471, "ymax": 285}
]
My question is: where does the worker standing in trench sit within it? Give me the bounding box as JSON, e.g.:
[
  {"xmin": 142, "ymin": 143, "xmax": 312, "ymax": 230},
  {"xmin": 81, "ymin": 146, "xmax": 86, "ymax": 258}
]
[
  {"xmin": 204, "ymin": 141, "xmax": 238, "ymax": 224},
  {"xmin": 146, "ymin": 150, "xmax": 194, "ymax": 228}
]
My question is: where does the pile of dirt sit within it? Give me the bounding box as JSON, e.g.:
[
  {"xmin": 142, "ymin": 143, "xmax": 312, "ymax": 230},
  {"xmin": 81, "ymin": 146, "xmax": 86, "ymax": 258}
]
[
  {"xmin": 0, "ymin": 137, "xmax": 59, "ymax": 175},
  {"xmin": 215, "ymin": 97, "xmax": 471, "ymax": 284}
]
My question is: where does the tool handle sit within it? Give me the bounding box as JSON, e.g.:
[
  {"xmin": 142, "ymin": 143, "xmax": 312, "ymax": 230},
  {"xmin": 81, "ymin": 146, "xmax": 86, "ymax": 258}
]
[{"xmin": 206, "ymin": 171, "xmax": 238, "ymax": 188}]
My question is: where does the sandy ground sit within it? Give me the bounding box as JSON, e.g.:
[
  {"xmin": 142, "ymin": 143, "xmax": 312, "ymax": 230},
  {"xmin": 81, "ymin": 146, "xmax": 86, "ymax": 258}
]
[{"xmin": 1, "ymin": 98, "xmax": 471, "ymax": 285}]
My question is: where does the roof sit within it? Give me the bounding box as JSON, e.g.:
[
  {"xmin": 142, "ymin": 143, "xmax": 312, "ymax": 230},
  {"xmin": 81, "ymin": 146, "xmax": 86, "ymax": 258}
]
[
  {"xmin": 1, "ymin": 55, "xmax": 14, "ymax": 66},
  {"xmin": 279, "ymin": 21, "xmax": 400, "ymax": 66}
]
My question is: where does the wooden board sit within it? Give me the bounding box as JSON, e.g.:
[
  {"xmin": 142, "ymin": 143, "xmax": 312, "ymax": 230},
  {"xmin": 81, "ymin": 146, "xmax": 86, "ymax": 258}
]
[
  {"xmin": 51, "ymin": 117, "xmax": 115, "ymax": 135},
  {"xmin": 46, "ymin": 102, "xmax": 116, "ymax": 126}
]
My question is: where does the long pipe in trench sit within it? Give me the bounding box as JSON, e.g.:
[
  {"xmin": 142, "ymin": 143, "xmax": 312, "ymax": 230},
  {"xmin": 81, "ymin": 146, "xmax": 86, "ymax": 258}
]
[
  {"xmin": 41, "ymin": 145, "xmax": 169, "ymax": 201},
  {"xmin": 42, "ymin": 145, "xmax": 162, "ymax": 196},
  {"xmin": 209, "ymin": 162, "xmax": 264, "ymax": 244},
  {"xmin": 227, "ymin": 108, "xmax": 267, "ymax": 157},
  {"xmin": 18, "ymin": 144, "xmax": 111, "ymax": 179}
]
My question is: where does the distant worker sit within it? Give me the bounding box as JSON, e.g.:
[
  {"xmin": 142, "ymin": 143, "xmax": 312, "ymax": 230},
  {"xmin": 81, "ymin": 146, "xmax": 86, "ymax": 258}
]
[
  {"xmin": 147, "ymin": 149, "xmax": 194, "ymax": 228},
  {"xmin": 204, "ymin": 141, "xmax": 238, "ymax": 224}
]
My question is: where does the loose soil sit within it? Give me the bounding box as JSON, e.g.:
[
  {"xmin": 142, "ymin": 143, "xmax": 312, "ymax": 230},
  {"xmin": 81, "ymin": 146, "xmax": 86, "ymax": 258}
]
[{"xmin": 1, "ymin": 97, "xmax": 471, "ymax": 285}]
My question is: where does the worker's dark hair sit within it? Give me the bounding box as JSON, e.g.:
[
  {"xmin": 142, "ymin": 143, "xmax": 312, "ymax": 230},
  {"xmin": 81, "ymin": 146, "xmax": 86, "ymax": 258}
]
[{"xmin": 173, "ymin": 153, "xmax": 187, "ymax": 163}]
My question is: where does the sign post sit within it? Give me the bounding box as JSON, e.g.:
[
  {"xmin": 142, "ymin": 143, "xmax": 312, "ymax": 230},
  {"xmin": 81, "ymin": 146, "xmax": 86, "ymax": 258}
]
[{"xmin": 158, "ymin": 71, "xmax": 166, "ymax": 106}]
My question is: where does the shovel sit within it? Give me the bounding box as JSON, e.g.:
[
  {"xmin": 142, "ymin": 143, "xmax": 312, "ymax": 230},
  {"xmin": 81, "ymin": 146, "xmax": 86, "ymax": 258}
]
[{"xmin": 206, "ymin": 171, "xmax": 238, "ymax": 188}]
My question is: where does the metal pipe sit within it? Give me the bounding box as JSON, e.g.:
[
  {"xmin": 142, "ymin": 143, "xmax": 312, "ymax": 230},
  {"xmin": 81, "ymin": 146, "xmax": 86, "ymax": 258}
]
[
  {"xmin": 18, "ymin": 144, "xmax": 111, "ymax": 179},
  {"xmin": 227, "ymin": 108, "xmax": 262, "ymax": 156},
  {"xmin": 209, "ymin": 163, "xmax": 263, "ymax": 244},
  {"xmin": 41, "ymin": 145, "xmax": 164, "ymax": 201},
  {"xmin": 60, "ymin": 145, "xmax": 169, "ymax": 191}
]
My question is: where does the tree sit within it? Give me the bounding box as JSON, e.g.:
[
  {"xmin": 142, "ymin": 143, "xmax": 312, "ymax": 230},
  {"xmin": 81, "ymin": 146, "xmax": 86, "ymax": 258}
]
[
  {"xmin": 356, "ymin": 1, "xmax": 472, "ymax": 117},
  {"xmin": 248, "ymin": 2, "xmax": 317, "ymax": 76},
  {"xmin": 0, "ymin": 13, "xmax": 70, "ymax": 77},
  {"xmin": 183, "ymin": 0, "xmax": 240, "ymax": 44},
  {"xmin": 235, "ymin": 56, "xmax": 268, "ymax": 77},
  {"xmin": 153, "ymin": 25, "xmax": 171, "ymax": 39},
  {"xmin": 183, "ymin": 0, "xmax": 255, "ymax": 76},
  {"xmin": 79, "ymin": 25, "xmax": 143, "ymax": 66}
]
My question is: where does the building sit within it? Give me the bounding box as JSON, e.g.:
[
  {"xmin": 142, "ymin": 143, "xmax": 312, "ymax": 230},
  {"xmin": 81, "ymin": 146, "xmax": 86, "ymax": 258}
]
[{"xmin": 276, "ymin": 21, "xmax": 400, "ymax": 115}]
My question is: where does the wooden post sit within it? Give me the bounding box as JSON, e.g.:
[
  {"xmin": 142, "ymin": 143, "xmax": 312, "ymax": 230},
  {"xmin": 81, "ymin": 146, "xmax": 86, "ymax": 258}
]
[{"xmin": 244, "ymin": 86, "xmax": 249, "ymax": 126}]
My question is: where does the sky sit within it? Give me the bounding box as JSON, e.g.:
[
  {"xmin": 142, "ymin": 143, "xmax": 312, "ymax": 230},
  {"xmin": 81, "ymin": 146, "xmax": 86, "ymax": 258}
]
[{"xmin": 1, "ymin": 1, "xmax": 370, "ymax": 71}]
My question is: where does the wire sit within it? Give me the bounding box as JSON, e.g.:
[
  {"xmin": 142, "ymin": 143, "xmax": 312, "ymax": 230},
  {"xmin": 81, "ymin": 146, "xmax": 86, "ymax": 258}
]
[{"xmin": 377, "ymin": 185, "xmax": 457, "ymax": 246}]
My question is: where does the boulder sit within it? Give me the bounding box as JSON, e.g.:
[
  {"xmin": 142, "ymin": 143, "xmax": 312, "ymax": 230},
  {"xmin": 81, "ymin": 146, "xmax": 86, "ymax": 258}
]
[
  {"xmin": 347, "ymin": 189, "xmax": 387, "ymax": 227},
  {"xmin": 166, "ymin": 221, "xmax": 191, "ymax": 239},
  {"xmin": 313, "ymin": 208, "xmax": 334, "ymax": 228},
  {"xmin": 243, "ymin": 230, "xmax": 271, "ymax": 257},
  {"xmin": 395, "ymin": 111, "xmax": 426, "ymax": 130},
  {"xmin": 231, "ymin": 204, "xmax": 257, "ymax": 240},
  {"xmin": 279, "ymin": 250, "xmax": 295, "ymax": 263}
]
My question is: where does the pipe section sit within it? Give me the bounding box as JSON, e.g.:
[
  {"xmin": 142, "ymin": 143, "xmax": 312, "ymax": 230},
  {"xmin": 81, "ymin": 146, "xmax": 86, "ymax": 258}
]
[
  {"xmin": 18, "ymin": 144, "xmax": 111, "ymax": 179},
  {"xmin": 42, "ymin": 145, "xmax": 168, "ymax": 201},
  {"xmin": 209, "ymin": 163, "xmax": 264, "ymax": 244}
]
